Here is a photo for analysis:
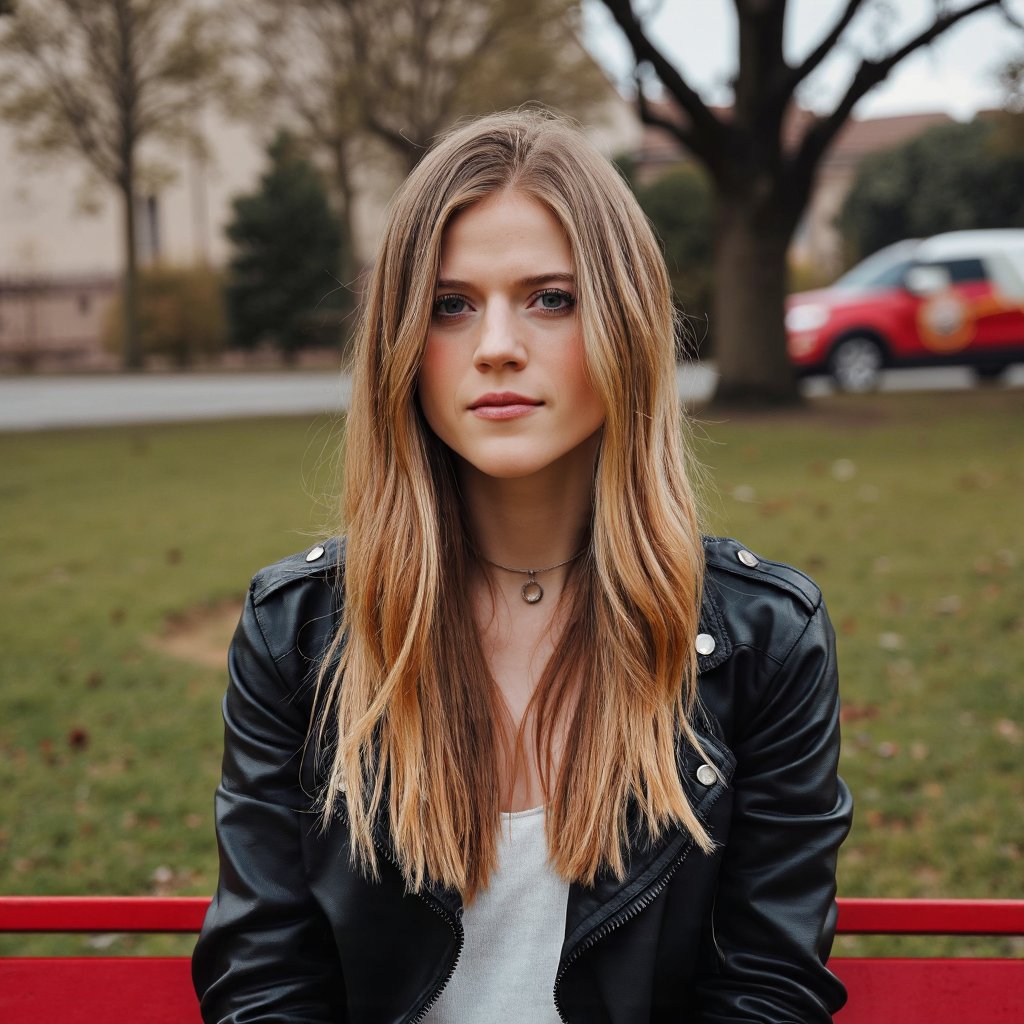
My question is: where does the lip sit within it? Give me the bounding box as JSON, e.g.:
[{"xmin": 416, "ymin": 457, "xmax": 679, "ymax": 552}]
[{"xmin": 468, "ymin": 391, "xmax": 542, "ymax": 410}]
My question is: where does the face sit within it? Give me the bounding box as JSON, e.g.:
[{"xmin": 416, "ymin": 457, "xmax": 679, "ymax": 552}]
[{"xmin": 416, "ymin": 190, "xmax": 605, "ymax": 483}]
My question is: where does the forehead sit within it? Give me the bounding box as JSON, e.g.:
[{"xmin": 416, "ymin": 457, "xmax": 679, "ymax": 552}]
[{"xmin": 438, "ymin": 190, "xmax": 572, "ymax": 272}]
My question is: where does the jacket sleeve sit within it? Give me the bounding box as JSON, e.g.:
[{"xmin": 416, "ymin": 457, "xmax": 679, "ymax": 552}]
[
  {"xmin": 690, "ymin": 597, "xmax": 854, "ymax": 1023},
  {"xmin": 191, "ymin": 587, "xmax": 347, "ymax": 1023}
]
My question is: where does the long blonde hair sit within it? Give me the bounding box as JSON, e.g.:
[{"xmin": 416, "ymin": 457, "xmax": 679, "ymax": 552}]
[{"xmin": 314, "ymin": 108, "xmax": 712, "ymax": 902}]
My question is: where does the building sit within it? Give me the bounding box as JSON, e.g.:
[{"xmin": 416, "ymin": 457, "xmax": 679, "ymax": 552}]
[{"xmin": 0, "ymin": 34, "xmax": 639, "ymax": 373}]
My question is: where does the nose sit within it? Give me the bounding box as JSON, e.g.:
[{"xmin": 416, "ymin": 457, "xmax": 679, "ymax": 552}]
[{"xmin": 473, "ymin": 300, "xmax": 527, "ymax": 370}]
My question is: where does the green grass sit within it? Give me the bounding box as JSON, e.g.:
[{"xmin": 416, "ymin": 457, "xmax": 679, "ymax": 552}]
[{"xmin": 1, "ymin": 389, "xmax": 1022, "ymax": 958}]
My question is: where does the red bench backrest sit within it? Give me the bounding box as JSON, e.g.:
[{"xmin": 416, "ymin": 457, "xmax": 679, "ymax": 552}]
[{"xmin": 2, "ymin": 897, "xmax": 1023, "ymax": 1023}]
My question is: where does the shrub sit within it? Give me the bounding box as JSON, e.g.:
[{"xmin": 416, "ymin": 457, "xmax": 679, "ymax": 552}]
[{"xmin": 103, "ymin": 264, "xmax": 227, "ymax": 367}]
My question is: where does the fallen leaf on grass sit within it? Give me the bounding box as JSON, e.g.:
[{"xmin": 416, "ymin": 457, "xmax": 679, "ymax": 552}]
[
  {"xmin": 67, "ymin": 728, "xmax": 89, "ymax": 751},
  {"xmin": 840, "ymin": 703, "xmax": 879, "ymax": 723},
  {"xmin": 995, "ymin": 719, "xmax": 1022, "ymax": 745},
  {"xmin": 933, "ymin": 594, "xmax": 962, "ymax": 616}
]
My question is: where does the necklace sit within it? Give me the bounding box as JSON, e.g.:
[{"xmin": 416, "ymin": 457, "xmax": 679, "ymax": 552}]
[{"xmin": 476, "ymin": 548, "xmax": 586, "ymax": 604}]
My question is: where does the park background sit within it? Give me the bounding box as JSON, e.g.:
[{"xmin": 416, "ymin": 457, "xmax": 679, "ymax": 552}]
[{"xmin": 1, "ymin": 0, "xmax": 1023, "ymax": 959}]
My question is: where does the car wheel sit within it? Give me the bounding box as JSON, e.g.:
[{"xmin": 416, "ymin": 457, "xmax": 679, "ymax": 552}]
[
  {"xmin": 972, "ymin": 364, "xmax": 1008, "ymax": 386},
  {"xmin": 828, "ymin": 336, "xmax": 885, "ymax": 392}
]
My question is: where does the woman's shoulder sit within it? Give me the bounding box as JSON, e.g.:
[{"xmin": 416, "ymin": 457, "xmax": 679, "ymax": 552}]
[
  {"xmin": 699, "ymin": 534, "xmax": 829, "ymax": 668},
  {"xmin": 249, "ymin": 536, "xmax": 347, "ymax": 606},
  {"xmin": 241, "ymin": 536, "xmax": 347, "ymax": 667}
]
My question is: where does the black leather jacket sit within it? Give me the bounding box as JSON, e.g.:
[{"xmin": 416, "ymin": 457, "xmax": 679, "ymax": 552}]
[{"xmin": 192, "ymin": 535, "xmax": 853, "ymax": 1023}]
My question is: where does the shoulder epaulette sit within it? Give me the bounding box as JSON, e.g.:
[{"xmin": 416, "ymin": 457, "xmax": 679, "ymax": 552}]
[
  {"xmin": 701, "ymin": 535, "xmax": 821, "ymax": 615},
  {"xmin": 251, "ymin": 536, "xmax": 346, "ymax": 607}
]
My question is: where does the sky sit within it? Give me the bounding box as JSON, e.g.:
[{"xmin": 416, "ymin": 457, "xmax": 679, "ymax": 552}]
[{"xmin": 581, "ymin": 0, "xmax": 1024, "ymax": 121}]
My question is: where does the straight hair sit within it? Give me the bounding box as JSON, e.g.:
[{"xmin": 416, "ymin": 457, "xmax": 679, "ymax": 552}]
[{"xmin": 313, "ymin": 108, "xmax": 713, "ymax": 902}]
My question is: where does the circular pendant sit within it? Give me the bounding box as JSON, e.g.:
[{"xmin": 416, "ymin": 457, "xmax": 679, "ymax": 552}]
[{"xmin": 521, "ymin": 579, "xmax": 544, "ymax": 604}]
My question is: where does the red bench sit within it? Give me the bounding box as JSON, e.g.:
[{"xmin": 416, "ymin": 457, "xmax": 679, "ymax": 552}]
[{"xmin": 1, "ymin": 896, "xmax": 1022, "ymax": 1022}]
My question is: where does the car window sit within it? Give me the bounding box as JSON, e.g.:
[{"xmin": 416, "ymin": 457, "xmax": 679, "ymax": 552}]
[
  {"xmin": 922, "ymin": 258, "xmax": 988, "ymax": 284},
  {"xmin": 834, "ymin": 258, "xmax": 914, "ymax": 292}
]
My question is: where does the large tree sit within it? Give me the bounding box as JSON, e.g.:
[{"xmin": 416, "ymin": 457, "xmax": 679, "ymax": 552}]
[
  {"xmin": 237, "ymin": 0, "xmax": 613, "ymax": 282},
  {"xmin": 0, "ymin": 0, "xmax": 229, "ymax": 369},
  {"xmin": 599, "ymin": 0, "xmax": 1021, "ymax": 406}
]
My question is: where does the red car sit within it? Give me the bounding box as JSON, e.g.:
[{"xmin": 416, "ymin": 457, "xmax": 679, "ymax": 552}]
[{"xmin": 787, "ymin": 230, "xmax": 1024, "ymax": 390}]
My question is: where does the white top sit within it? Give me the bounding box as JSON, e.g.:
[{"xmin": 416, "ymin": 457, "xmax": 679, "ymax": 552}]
[{"xmin": 423, "ymin": 805, "xmax": 569, "ymax": 1023}]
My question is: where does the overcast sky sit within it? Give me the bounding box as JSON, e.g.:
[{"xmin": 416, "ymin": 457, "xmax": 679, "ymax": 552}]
[{"xmin": 581, "ymin": 0, "xmax": 1024, "ymax": 120}]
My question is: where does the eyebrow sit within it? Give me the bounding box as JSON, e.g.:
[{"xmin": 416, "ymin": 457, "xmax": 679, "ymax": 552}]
[{"xmin": 435, "ymin": 272, "xmax": 576, "ymax": 291}]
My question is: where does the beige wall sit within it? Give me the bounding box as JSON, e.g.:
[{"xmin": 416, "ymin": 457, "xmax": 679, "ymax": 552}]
[
  {"xmin": 0, "ymin": 108, "xmax": 266, "ymax": 277},
  {"xmin": 0, "ymin": 276, "xmax": 118, "ymax": 370}
]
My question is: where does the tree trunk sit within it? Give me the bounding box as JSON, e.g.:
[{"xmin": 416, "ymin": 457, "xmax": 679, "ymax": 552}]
[
  {"xmin": 331, "ymin": 141, "xmax": 358, "ymax": 290},
  {"xmin": 121, "ymin": 181, "xmax": 142, "ymax": 371},
  {"xmin": 710, "ymin": 194, "xmax": 799, "ymax": 407}
]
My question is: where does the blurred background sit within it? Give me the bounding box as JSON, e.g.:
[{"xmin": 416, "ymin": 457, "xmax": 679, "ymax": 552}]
[{"xmin": 1, "ymin": 0, "xmax": 1022, "ymax": 957}]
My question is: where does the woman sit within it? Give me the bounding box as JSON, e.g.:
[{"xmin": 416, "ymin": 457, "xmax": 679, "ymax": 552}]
[{"xmin": 192, "ymin": 108, "xmax": 853, "ymax": 1023}]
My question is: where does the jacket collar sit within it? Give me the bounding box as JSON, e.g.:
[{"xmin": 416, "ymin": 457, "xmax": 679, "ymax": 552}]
[{"xmin": 696, "ymin": 563, "xmax": 733, "ymax": 674}]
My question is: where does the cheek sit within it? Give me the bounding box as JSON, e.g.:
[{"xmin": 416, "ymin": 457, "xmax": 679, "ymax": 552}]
[
  {"xmin": 558, "ymin": 336, "xmax": 604, "ymax": 420},
  {"xmin": 417, "ymin": 339, "xmax": 456, "ymax": 421}
]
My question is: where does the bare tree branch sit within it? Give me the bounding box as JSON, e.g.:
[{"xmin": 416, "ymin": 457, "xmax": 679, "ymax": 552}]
[
  {"xmin": 788, "ymin": 0, "xmax": 869, "ymax": 91},
  {"xmin": 598, "ymin": 0, "xmax": 725, "ymax": 164},
  {"xmin": 791, "ymin": 0, "xmax": 1004, "ymax": 189},
  {"xmin": 633, "ymin": 70, "xmax": 697, "ymax": 151}
]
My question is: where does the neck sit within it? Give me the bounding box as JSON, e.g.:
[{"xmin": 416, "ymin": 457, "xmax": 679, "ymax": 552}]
[{"xmin": 455, "ymin": 435, "xmax": 598, "ymax": 576}]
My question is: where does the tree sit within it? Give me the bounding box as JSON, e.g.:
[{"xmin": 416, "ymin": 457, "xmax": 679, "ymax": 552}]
[
  {"xmin": 0, "ymin": 0, "xmax": 229, "ymax": 369},
  {"xmin": 334, "ymin": 0, "xmax": 612, "ymax": 173},
  {"xmin": 225, "ymin": 131, "xmax": 344, "ymax": 362},
  {"xmin": 840, "ymin": 118, "xmax": 1024, "ymax": 261},
  {"xmin": 598, "ymin": 0, "xmax": 1022, "ymax": 406},
  {"xmin": 632, "ymin": 166, "xmax": 715, "ymax": 358},
  {"xmin": 103, "ymin": 265, "xmax": 227, "ymax": 368},
  {"xmin": 230, "ymin": 0, "xmax": 362, "ymax": 296},
  {"xmin": 236, "ymin": 0, "xmax": 613, "ymax": 283}
]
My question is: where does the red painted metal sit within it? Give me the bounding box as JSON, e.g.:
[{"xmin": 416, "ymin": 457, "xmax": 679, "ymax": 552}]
[
  {"xmin": 836, "ymin": 897, "xmax": 1024, "ymax": 935},
  {"xmin": 0, "ymin": 896, "xmax": 209, "ymax": 933},
  {"xmin": 0, "ymin": 958, "xmax": 201, "ymax": 1024},
  {"xmin": 2, "ymin": 896, "xmax": 1023, "ymax": 1024},
  {"xmin": 5, "ymin": 896, "xmax": 1023, "ymax": 936},
  {"xmin": 832, "ymin": 958, "xmax": 1024, "ymax": 1024}
]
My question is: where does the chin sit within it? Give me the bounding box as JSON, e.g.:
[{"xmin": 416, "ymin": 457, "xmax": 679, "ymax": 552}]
[{"xmin": 456, "ymin": 446, "xmax": 565, "ymax": 481}]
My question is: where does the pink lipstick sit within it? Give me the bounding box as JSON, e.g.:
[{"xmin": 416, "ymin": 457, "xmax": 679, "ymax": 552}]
[{"xmin": 469, "ymin": 391, "xmax": 542, "ymax": 420}]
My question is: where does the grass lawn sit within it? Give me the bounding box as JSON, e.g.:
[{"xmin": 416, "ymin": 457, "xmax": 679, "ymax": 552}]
[{"xmin": 1, "ymin": 388, "xmax": 1022, "ymax": 957}]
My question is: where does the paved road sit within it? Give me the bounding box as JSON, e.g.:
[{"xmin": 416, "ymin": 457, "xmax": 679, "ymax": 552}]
[{"xmin": 0, "ymin": 364, "xmax": 1021, "ymax": 431}]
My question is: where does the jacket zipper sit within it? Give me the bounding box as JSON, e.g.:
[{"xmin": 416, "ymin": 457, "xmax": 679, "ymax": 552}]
[
  {"xmin": 335, "ymin": 800, "xmax": 465, "ymax": 1024},
  {"xmin": 551, "ymin": 839, "xmax": 695, "ymax": 1024},
  {"xmin": 405, "ymin": 885, "xmax": 464, "ymax": 1024},
  {"xmin": 550, "ymin": 774, "xmax": 728, "ymax": 1024}
]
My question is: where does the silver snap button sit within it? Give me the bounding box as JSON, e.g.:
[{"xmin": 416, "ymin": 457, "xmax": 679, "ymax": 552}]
[
  {"xmin": 695, "ymin": 633, "xmax": 716, "ymax": 656},
  {"xmin": 696, "ymin": 764, "xmax": 718, "ymax": 787},
  {"xmin": 737, "ymin": 548, "xmax": 759, "ymax": 568},
  {"xmin": 305, "ymin": 545, "xmax": 325, "ymax": 562}
]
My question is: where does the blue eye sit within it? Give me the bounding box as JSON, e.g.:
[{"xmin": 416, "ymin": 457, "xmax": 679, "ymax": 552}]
[
  {"xmin": 434, "ymin": 294, "xmax": 468, "ymax": 317},
  {"xmin": 536, "ymin": 289, "xmax": 574, "ymax": 312}
]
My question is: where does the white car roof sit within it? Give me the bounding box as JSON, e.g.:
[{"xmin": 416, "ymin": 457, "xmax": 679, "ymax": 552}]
[{"xmin": 916, "ymin": 229, "xmax": 1024, "ymax": 260}]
